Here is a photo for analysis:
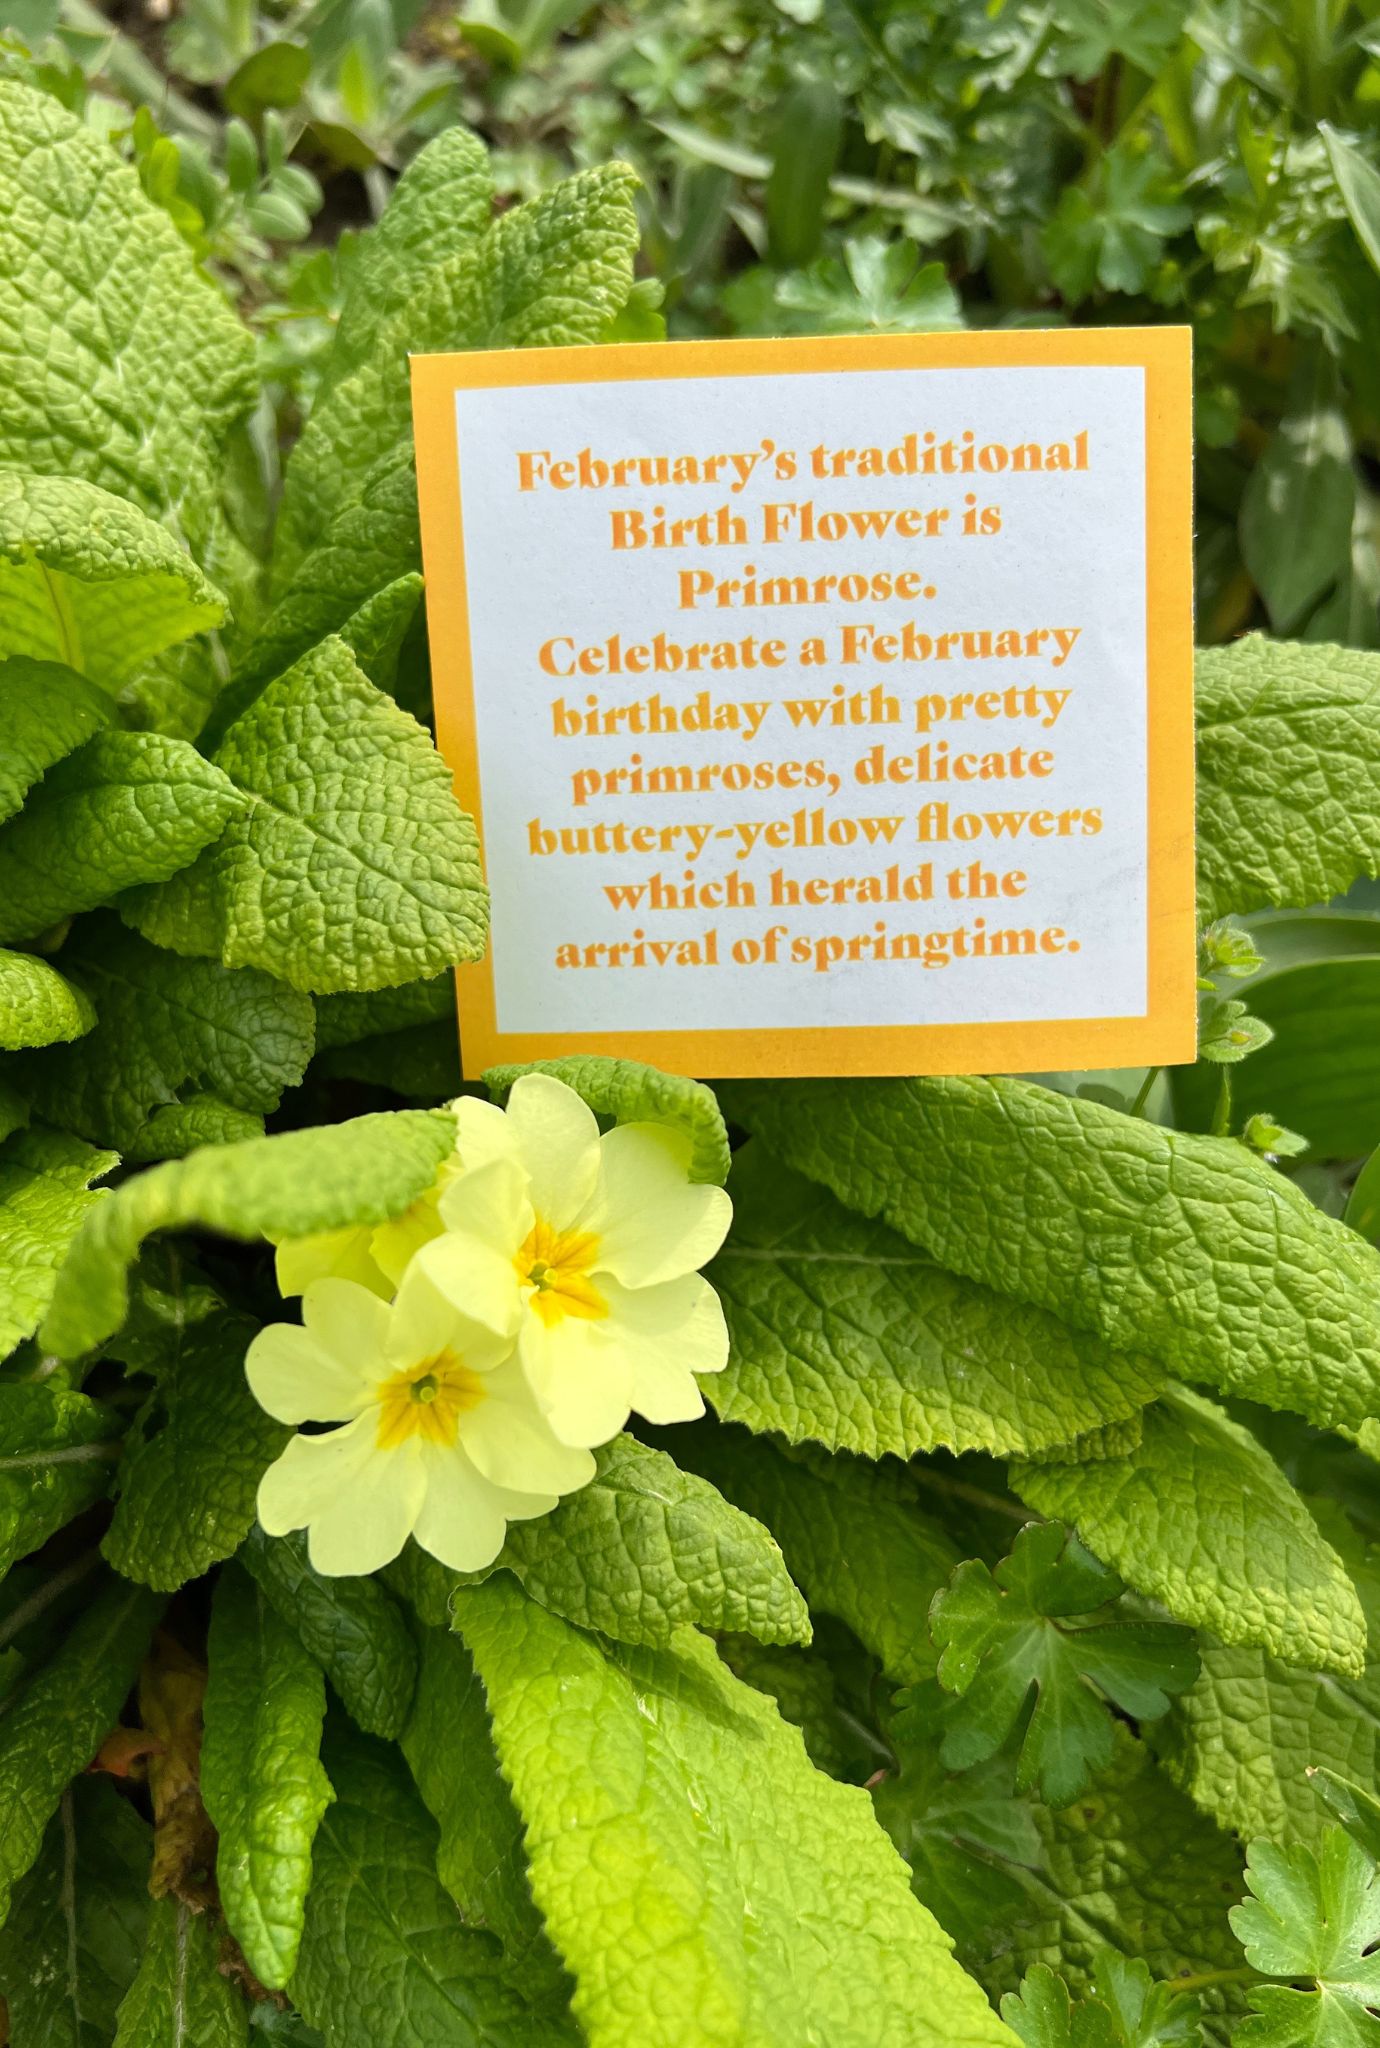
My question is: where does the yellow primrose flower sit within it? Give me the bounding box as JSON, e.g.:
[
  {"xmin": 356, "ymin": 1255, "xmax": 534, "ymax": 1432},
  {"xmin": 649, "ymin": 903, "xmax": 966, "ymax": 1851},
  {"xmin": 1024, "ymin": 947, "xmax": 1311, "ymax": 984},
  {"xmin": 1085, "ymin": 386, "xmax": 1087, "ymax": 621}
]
[
  {"xmin": 246, "ymin": 1265, "xmax": 594, "ymax": 1576},
  {"xmin": 416, "ymin": 1074, "xmax": 733, "ymax": 1450},
  {"xmin": 272, "ymin": 1155, "xmax": 462, "ymax": 1301}
]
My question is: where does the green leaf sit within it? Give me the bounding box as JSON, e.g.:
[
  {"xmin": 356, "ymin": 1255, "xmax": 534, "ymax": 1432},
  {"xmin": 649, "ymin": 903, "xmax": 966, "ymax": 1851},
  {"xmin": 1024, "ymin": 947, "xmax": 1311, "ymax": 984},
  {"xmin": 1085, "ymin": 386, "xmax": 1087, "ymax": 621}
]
[
  {"xmin": 125, "ymin": 1095, "xmax": 266, "ymax": 1163},
  {"xmin": 1231, "ymin": 1830, "xmax": 1380, "ymax": 2047},
  {"xmin": 709, "ymin": 1144, "xmax": 1165, "ymax": 1458},
  {"xmin": 1196, "ymin": 637, "xmax": 1380, "ymax": 919},
  {"xmin": 720, "ymin": 1074, "xmax": 1380, "ymax": 1433},
  {"xmin": 1042, "ymin": 143, "xmax": 1189, "ymax": 300},
  {"xmin": 0, "ymin": 734, "xmax": 243, "ymax": 943},
  {"xmin": 0, "ymin": 1126, "xmax": 116, "ymax": 1360},
  {"xmin": 0, "ymin": 1778, "xmax": 151, "ymax": 2047},
  {"xmin": 0, "ymin": 1574, "xmax": 162, "ymax": 1924},
  {"xmin": 241, "ymin": 1526, "xmax": 418, "ymax": 1741},
  {"xmin": 458, "ymin": 1576, "xmax": 1017, "ymax": 2048},
  {"xmin": 0, "ymin": 473, "xmax": 227, "ymax": 694},
  {"xmin": 0, "ymin": 657, "xmax": 113, "ymax": 826},
  {"xmin": 40, "ymin": 1106, "xmax": 455, "ymax": 1358},
  {"xmin": 0, "ymin": 1381, "xmax": 120, "ymax": 1577},
  {"xmin": 1322, "ymin": 125, "xmax": 1380, "ymax": 281},
  {"xmin": 314, "ymin": 975, "xmax": 455, "ymax": 1052},
  {"xmin": 19, "ymin": 917, "xmax": 314, "ymax": 1152},
  {"xmin": 775, "ymin": 236, "xmax": 963, "ymax": 333},
  {"xmin": 931, "ymin": 1521, "xmax": 1198, "ymax": 1807},
  {"xmin": 1156, "ymin": 1542, "xmax": 1380, "ymax": 1846},
  {"xmin": 1055, "ymin": 0, "xmax": 1190, "ymax": 78},
  {"xmin": 1001, "ymin": 1954, "xmax": 1203, "ymax": 2048},
  {"xmin": 400, "ymin": 1624, "xmax": 566, "ymax": 1995},
  {"xmin": 202, "ymin": 1564, "xmax": 333, "ymax": 1991},
  {"xmin": 123, "ymin": 635, "xmax": 487, "ymax": 994},
  {"xmin": 102, "ymin": 1308, "xmax": 287, "ymax": 1592},
  {"xmin": 388, "ymin": 1431, "xmax": 809, "ymax": 1649},
  {"xmin": 1311, "ymin": 1771, "xmax": 1380, "ymax": 1865},
  {"xmin": 113, "ymin": 1893, "xmax": 249, "ymax": 2046},
  {"xmin": 0, "ymin": 82, "xmax": 256, "ymax": 566},
  {"xmin": 1013, "ymin": 1386, "xmax": 1367, "ymax": 1676},
  {"xmin": 1240, "ymin": 406, "xmax": 1355, "ymax": 633},
  {"xmin": 0, "ymin": 946, "xmax": 94, "ymax": 1051},
  {"xmin": 484, "ymin": 1054, "xmax": 730, "ymax": 1184},
  {"xmin": 765, "ymin": 80, "xmax": 843, "ymax": 267},
  {"xmin": 292, "ymin": 1718, "xmax": 579, "ymax": 2047},
  {"xmin": 675, "ymin": 1426, "xmax": 957, "ymax": 1684}
]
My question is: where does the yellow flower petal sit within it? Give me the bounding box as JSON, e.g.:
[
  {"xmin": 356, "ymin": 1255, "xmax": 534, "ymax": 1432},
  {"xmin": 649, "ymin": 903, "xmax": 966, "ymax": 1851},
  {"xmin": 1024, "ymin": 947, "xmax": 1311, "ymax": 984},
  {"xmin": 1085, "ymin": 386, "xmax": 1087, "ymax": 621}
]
[
  {"xmin": 516, "ymin": 1314, "xmax": 637, "ymax": 1451},
  {"xmin": 504, "ymin": 1073, "xmax": 601, "ymax": 1223},
  {"xmin": 461, "ymin": 1354, "xmax": 601, "ymax": 1487},
  {"xmin": 585, "ymin": 1123, "xmax": 733, "ymax": 1288},
  {"xmin": 411, "ymin": 1441, "xmax": 556, "ymax": 1572},
  {"xmin": 600, "ymin": 1273, "xmax": 728, "ymax": 1425},
  {"xmin": 245, "ymin": 1280, "xmax": 388, "ymax": 1424},
  {"xmin": 258, "ymin": 1418, "xmax": 428, "ymax": 1577},
  {"xmin": 274, "ymin": 1225, "xmax": 390, "ymax": 1300}
]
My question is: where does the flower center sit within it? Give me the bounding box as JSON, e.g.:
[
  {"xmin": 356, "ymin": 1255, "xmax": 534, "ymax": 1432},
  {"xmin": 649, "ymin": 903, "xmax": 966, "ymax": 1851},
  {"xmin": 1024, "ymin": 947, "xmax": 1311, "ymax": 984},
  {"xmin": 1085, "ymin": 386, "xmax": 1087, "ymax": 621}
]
[
  {"xmin": 374, "ymin": 1351, "xmax": 486, "ymax": 1450},
  {"xmin": 516, "ymin": 1217, "xmax": 608, "ymax": 1327}
]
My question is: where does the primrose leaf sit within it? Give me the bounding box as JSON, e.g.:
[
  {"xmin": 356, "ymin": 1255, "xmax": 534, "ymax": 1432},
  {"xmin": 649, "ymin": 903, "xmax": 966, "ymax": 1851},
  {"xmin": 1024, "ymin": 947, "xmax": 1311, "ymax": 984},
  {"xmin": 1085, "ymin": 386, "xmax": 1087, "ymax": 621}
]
[
  {"xmin": 485, "ymin": 1055, "xmax": 731, "ymax": 1185},
  {"xmin": 458, "ymin": 1575, "xmax": 1017, "ymax": 2048},
  {"xmin": 0, "ymin": 1381, "xmax": 121, "ymax": 1577},
  {"xmin": 202, "ymin": 1563, "xmax": 333, "ymax": 1991},
  {"xmin": 710, "ymin": 1144, "xmax": 1164, "ymax": 1458},
  {"xmin": 0, "ymin": 657, "xmax": 113, "ymax": 825},
  {"xmin": 1196, "ymin": 637, "xmax": 1380, "ymax": 919},
  {"xmin": 1311, "ymin": 1772, "xmax": 1380, "ymax": 1865},
  {"xmin": 293, "ymin": 1717, "xmax": 579, "ymax": 2047},
  {"xmin": 39, "ymin": 1107, "xmax": 455, "ymax": 1358},
  {"xmin": 102, "ymin": 1308, "xmax": 288, "ymax": 1592},
  {"xmin": 0, "ymin": 735, "xmax": 244, "ymax": 943},
  {"xmin": 387, "ymin": 1432, "xmax": 809, "ymax": 1649},
  {"xmin": 721, "ymin": 1074, "xmax": 1380, "ymax": 1433},
  {"xmin": 0, "ymin": 1126, "xmax": 116, "ymax": 1360},
  {"xmin": 18, "ymin": 917, "xmax": 314, "ymax": 1153},
  {"xmin": 0, "ymin": 946, "xmax": 94, "ymax": 1051},
  {"xmin": 123, "ymin": 634, "xmax": 487, "ymax": 994},
  {"xmin": 113, "ymin": 1894, "xmax": 249, "ymax": 2046},
  {"xmin": 1231, "ymin": 1830, "xmax": 1380, "ymax": 2047},
  {"xmin": 241, "ymin": 1525, "xmax": 418, "ymax": 1741},
  {"xmin": 0, "ymin": 1778, "xmax": 151, "ymax": 2047},
  {"xmin": 1013, "ymin": 1386, "xmax": 1366, "ymax": 1676},
  {"xmin": 125, "ymin": 1095, "xmax": 266, "ymax": 1162},
  {"xmin": 400, "ymin": 1624, "xmax": 567, "ymax": 1996},
  {"xmin": 930, "ymin": 1521, "xmax": 1198, "ymax": 1807},
  {"xmin": 0, "ymin": 81, "xmax": 257, "ymax": 566},
  {"xmin": 678, "ymin": 1424, "xmax": 959, "ymax": 1684},
  {"xmin": 0, "ymin": 1575, "xmax": 162, "ymax": 1925},
  {"xmin": 0, "ymin": 472, "xmax": 227, "ymax": 695},
  {"xmin": 1001, "ymin": 1954, "xmax": 1203, "ymax": 2048}
]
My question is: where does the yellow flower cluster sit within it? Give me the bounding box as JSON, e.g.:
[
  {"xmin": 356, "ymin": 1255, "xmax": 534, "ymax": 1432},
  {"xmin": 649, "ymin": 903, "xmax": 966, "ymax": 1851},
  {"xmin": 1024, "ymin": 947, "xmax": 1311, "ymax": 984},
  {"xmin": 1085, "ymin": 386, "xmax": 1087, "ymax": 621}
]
[{"xmin": 246, "ymin": 1076, "xmax": 732, "ymax": 1576}]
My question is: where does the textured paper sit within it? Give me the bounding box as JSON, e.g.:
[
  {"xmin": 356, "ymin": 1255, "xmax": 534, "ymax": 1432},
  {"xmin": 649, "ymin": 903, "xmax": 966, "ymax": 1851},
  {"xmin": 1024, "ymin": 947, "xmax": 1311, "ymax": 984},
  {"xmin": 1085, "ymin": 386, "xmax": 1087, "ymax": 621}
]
[{"xmin": 412, "ymin": 329, "xmax": 1194, "ymax": 1078}]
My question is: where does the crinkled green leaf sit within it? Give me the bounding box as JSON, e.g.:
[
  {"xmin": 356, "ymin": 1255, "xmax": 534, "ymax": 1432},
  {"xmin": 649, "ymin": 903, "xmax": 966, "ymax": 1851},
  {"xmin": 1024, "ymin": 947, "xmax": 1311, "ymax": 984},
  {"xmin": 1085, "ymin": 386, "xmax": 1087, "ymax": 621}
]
[
  {"xmin": 0, "ymin": 1778, "xmax": 151, "ymax": 2047},
  {"xmin": 0, "ymin": 657, "xmax": 112, "ymax": 825},
  {"xmin": 113, "ymin": 1893, "xmax": 249, "ymax": 2046},
  {"xmin": 1002, "ymin": 1954, "xmax": 1203, "ymax": 2048},
  {"xmin": 677, "ymin": 1424, "xmax": 957, "ymax": 1683},
  {"xmin": 0, "ymin": 472, "xmax": 227, "ymax": 695},
  {"xmin": 102, "ymin": 1308, "xmax": 287, "ymax": 1592},
  {"xmin": 485, "ymin": 1055, "xmax": 730, "ymax": 1185},
  {"xmin": 125, "ymin": 1095, "xmax": 265, "ymax": 1163},
  {"xmin": 1231, "ymin": 1830, "xmax": 1380, "ymax": 2047},
  {"xmin": 710, "ymin": 1144, "xmax": 1165, "ymax": 1457},
  {"xmin": 0, "ymin": 734, "xmax": 243, "ymax": 942},
  {"xmin": 0, "ymin": 1125, "xmax": 115, "ymax": 1359},
  {"xmin": 40, "ymin": 1107, "xmax": 454, "ymax": 1358},
  {"xmin": 1196, "ymin": 637, "xmax": 1380, "ymax": 919},
  {"xmin": 0, "ymin": 1574, "xmax": 162, "ymax": 1925},
  {"xmin": 1157, "ymin": 1541, "xmax": 1380, "ymax": 1845},
  {"xmin": 124, "ymin": 635, "xmax": 487, "ymax": 994},
  {"xmin": 19, "ymin": 917, "xmax": 313, "ymax": 1152},
  {"xmin": 400, "ymin": 1624, "xmax": 566, "ymax": 1997},
  {"xmin": 721, "ymin": 1631, "xmax": 883, "ymax": 1782},
  {"xmin": 0, "ymin": 1380, "xmax": 120, "ymax": 1577},
  {"xmin": 1311, "ymin": 1771, "xmax": 1380, "ymax": 1865},
  {"xmin": 292, "ymin": 1717, "xmax": 578, "ymax": 2047},
  {"xmin": 388, "ymin": 1431, "xmax": 808, "ymax": 1649},
  {"xmin": 0, "ymin": 945, "xmax": 94, "ymax": 1050},
  {"xmin": 1013, "ymin": 1385, "xmax": 1366, "ymax": 1676},
  {"xmin": 722, "ymin": 1074, "xmax": 1380, "ymax": 1433},
  {"xmin": 202, "ymin": 1563, "xmax": 333, "ymax": 1990},
  {"xmin": 931, "ymin": 1521, "xmax": 1198, "ymax": 1806},
  {"xmin": 242, "ymin": 1526, "xmax": 418, "ymax": 1741},
  {"xmin": 0, "ymin": 81, "xmax": 257, "ymax": 567},
  {"xmin": 458, "ymin": 1575, "xmax": 1016, "ymax": 2048},
  {"xmin": 315, "ymin": 1021, "xmax": 460, "ymax": 1100},
  {"xmin": 314, "ymin": 975, "xmax": 455, "ymax": 1051}
]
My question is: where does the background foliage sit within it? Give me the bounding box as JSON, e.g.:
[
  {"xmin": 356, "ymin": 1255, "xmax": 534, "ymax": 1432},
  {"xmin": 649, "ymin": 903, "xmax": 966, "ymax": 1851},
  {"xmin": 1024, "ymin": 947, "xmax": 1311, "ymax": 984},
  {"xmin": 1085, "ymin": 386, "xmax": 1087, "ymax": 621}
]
[{"xmin": 3, "ymin": 2, "xmax": 1380, "ymax": 2044}]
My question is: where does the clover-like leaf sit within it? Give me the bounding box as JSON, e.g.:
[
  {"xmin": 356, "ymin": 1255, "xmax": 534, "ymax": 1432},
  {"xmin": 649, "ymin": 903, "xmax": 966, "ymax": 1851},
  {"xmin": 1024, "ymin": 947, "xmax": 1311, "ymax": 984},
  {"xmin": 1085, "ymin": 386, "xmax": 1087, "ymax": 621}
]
[
  {"xmin": 1002, "ymin": 1954, "xmax": 1203, "ymax": 2048},
  {"xmin": 1231, "ymin": 1829, "xmax": 1380, "ymax": 2046},
  {"xmin": 930, "ymin": 1520, "xmax": 1199, "ymax": 1806}
]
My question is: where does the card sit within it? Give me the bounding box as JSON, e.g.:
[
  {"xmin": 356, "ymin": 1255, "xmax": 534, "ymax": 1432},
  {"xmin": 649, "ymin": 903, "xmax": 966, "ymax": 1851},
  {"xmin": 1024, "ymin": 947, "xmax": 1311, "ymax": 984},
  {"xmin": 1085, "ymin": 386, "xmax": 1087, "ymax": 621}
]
[{"xmin": 411, "ymin": 329, "xmax": 1195, "ymax": 1079}]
